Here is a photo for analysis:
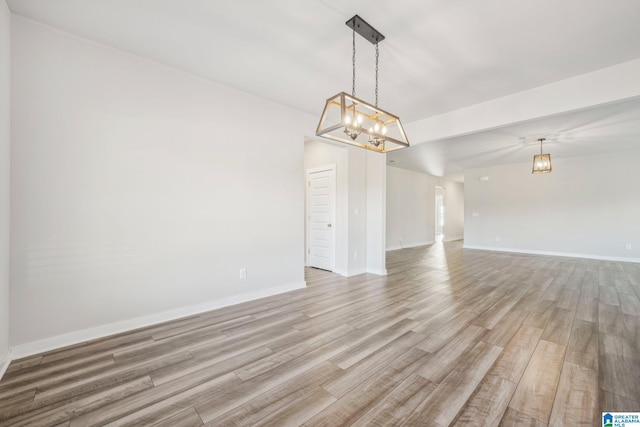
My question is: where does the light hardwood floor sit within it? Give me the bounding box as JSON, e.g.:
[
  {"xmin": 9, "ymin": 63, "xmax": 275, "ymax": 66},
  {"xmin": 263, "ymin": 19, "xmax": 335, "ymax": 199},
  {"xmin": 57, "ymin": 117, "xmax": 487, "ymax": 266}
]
[{"xmin": 1, "ymin": 241, "xmax": 639, "ymax": 426}]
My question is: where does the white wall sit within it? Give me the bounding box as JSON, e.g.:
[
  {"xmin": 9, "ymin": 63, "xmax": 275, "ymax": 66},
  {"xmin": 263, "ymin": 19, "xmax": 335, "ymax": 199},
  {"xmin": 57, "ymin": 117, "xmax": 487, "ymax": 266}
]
[
  {"xmin": 0, "ymin": 0, "xmax": 11, "ymax": 373},
  {"xmin": 386, "ymin": 166, "xmax": 436, "ymax": 250},
  {"xmin": 464, "ymin": 149, "xmax": 640, "ymax": 261},
  {"xmin": 386, "ymin": 166, "xmax": 465, "ymax": 250},
  {"xmin": 347, "ymin": 148, "xmax": 367, "ymax": 275},
  {"xmin": 443, "ymin": 181, "xmax": 464, "ymax": 241},
  {"xmin": 365, "ymin": 151, "xmax": 386, "ymax": 275},
  {"xmin": 304, "ymin": 140, "xmax": 387, "ymax": 277},
  {"xmin": 10, "ymin": 17, "xmax": 310, "ymax": 353}
]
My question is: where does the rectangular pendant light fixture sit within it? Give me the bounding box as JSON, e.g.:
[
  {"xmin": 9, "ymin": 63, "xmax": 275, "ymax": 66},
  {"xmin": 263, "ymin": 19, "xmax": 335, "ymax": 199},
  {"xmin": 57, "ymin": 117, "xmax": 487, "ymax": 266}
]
[
  {"xmin": 316, "ymin": 15, "xmax": 410, "ymax": 153},
  {"xmin": 316, "ymin": 92, "xmax": 410, "ymax": 153}
]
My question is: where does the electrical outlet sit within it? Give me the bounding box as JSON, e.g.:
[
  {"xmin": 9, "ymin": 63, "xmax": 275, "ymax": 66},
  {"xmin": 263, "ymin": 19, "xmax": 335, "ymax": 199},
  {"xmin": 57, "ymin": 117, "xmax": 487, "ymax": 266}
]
[
  {"xmin": 625, "ymin": 243, "xmax": 633, "ymax": 250},
  {"xmin": 495, "ymin": 236, "xmax": 501, "ymax": 242},
  {"xmin": 472, "ymin": 212, "xmax": 479, "ymax": 217},
  {"xmin": 239, "ymin": 267, "xmax": 247, "ymax": 279},
  {"xmin": 354, "ymin": 251, "xmax": 358, "ymax": 259}
]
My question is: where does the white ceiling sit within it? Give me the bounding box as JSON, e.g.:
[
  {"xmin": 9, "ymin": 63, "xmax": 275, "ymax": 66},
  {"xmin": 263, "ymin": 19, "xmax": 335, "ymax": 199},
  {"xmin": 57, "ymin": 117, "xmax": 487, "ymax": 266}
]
[
  {"xmin": 8, "ymin": 0, "xmax": 640, "ymax": 179},
  {"xmin": 388, "ymin": 96, "xmax": 640, "ymax": 181}
]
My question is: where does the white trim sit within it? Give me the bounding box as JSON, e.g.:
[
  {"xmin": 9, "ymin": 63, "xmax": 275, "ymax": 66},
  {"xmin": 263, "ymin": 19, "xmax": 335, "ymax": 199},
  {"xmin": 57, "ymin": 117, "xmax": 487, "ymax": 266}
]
[
  {"xmin": 347, "ymin": 268, "xmax": 367, "ymax": 277},
  {"xmin": 367, "ymin": 268, "xmax": 388, "ymax": 276},
  {"xmin": 10, "ymin": 281, "xmax": 306, "ymax": 359},
  {"xmin": 306, "ymin": 164, "xmax": 336, "ymax": 175},
  {"xmin": 386, "ymin": 241, "xmax": 435, "ymax": 251},
  {"xmin": 444, "ymin": 235, "xmax": 464, "ymax": 242},
  {"xmin": 0, "ymin": 348, "xmax": 11, "ymax": 381},
  {"xmin": 333, "ymin": 268, "xmax": 349, "ymax": 277},
  {"xmin": 312, "ymin": 268, "xmax": 377, "ymax": 278},
  {"xmin": 462, "ymin": 245, "xmax": 640, "ymax": 263}
]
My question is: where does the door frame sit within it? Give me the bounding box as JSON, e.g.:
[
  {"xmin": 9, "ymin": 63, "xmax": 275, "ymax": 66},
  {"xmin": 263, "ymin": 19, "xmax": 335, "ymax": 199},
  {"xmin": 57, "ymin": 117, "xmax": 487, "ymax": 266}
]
[
  {"xmin": 306, "ymin": 164, "xmax": 337, "ymax": 271},
  {"xmin": 435, "ymin": 186, "xmax": 445, "ymax": 241}
]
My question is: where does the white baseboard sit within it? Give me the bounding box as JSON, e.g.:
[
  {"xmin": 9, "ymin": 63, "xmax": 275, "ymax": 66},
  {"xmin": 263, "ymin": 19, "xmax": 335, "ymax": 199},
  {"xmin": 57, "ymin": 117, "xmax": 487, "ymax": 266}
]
[
  {"xmin": 0, "ymin": 348, "xmax": 11, "ymax": 381},
  {"xmin": 462, "ymin": 245, "xmax": 640, "ymax": 263},
  {"xmin": 331, "ymin": 268, "xmax": 387, "ymax": 277},
  {"xmin": 346, "ymin": 268, "xmax": 367, "ymax": 277},
  {"xmin": 444, "ymin": 235, "xmax": 464, "ymax": 242},
  {"xmin": 367, "ymin": 268, "xmax": 388, "ymax": 276},
  {"xmin": 333, "ymin": 269, "xmax": 348, "ymax": 277},
  {"xmin": 386, "ymin": 241, "xmax": 435, "ymax": 251},
  {"xmin": 10, "ymin": 281, "xmax": 307, "ymax": 360}
]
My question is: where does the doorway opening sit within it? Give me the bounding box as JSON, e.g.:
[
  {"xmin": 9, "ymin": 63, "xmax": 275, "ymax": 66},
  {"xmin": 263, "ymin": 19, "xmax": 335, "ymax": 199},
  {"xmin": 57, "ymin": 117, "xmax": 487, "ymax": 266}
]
[{"xmin": 435, "ymin": 186, "xmax": 445, "ymax": 242}]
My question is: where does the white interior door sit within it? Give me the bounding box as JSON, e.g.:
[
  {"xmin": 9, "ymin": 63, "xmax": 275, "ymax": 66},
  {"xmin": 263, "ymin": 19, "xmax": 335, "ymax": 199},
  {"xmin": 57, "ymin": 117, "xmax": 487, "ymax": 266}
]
[{"xmin": 307, "ymin": 165, "xmax": 336, "ymax": 271}]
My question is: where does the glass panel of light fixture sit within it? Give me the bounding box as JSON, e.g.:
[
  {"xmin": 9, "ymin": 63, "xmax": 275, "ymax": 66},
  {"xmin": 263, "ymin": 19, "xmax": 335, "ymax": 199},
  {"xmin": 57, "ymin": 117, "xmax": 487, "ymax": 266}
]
[
  {"xmin": 532, "ymin": 153, "xmax": 552, "ymax": 174},
  {"xmin": 316, "ymin": 92, "xmax": 410, "ymax": 153}
]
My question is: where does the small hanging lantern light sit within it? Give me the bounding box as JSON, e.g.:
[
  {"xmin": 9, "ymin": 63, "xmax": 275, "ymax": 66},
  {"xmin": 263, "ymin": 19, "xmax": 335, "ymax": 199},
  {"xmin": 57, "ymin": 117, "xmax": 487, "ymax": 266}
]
[{"xmin": 532, "ymin": 138, "xmax": 552, "ymax": 174}]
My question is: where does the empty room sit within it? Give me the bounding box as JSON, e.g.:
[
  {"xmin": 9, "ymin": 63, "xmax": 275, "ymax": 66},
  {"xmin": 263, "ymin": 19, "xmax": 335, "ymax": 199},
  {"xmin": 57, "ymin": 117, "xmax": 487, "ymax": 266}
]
[{"xmin": 1, "ymin": 1, "xmax": 640, "ymax": 426}]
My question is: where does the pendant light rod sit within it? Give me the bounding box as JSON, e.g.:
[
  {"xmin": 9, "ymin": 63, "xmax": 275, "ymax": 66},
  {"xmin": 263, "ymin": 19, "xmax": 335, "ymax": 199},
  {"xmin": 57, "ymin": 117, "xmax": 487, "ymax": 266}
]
[
  {"xmin": 351, "ymin": 26, "xmax": 356, "ymax": 98},
  {"xmin": 346, "ymin": 15, "xmax": 385, "ymax": 44},
  {"xmin": 375, "ymin": 42, "xmax": 379, "ymax": 107},
  {"xmin": 538, "ymin": 138, "xmax": 545, "ymax": 155}
]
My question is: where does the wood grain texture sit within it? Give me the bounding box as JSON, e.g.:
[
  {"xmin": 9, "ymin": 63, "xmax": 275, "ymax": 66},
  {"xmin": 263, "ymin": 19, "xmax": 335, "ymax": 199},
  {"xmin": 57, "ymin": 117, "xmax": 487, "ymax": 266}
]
[
  {"xmin": 500, "ymin": 407, "xmax": 548, "ymax": 426},
  {"xmin": 321, "ymin": 331, "xmax": 425, "ymax": 398},
  {"xmin": 202, "ymin": 362, "xmax": 341, "ymax": 427},
  {"xmin": 575, "ymin": 295, "xmax": 598, "ymax": 322},
  {"xmin": 452, "ymin": 373, "xmax": 516, "ymax": 427},
  {"xmin": 416, "ymin": 324, "xmax": 488, "ymax": 382},
  {"xmin": 349, "ymin": 374, "xmax": 436, "ymax": 426},
  {"xmin": 599, "ymin": 389, "xmax": 640, "ymax": 412},
  {"xmin": 403, "ymin": 341, "xmax": 503, "ymax": 426},
  {"xmin": 565, "ymin": 320, "xmax": 598, "ymax": 371},
  {"xmin": 541, "ymin": 307, "xmax": 574, "ymax": 345},
  {"xmin": 249, "ymin": 386, "xmax": 336, "ymax": 427},
  {"xmin": 195, "ymin": 342, "xmax": 347, "ymax": 423},
  {"xmin": 491, "ymin": 325, "xmax": 544, "ymax": 384},
  {"xmin": 481, "ymin": 308, "xmax": 529, "ymax": 347},
  {"xmin": 549, "ymin": 362, "xmax": 598, "ymax": 427},
  {"xmin": 152, "ymin": 408, "xmax": 203, "ymax": 427},
  {"xmin": 508, "ymin": 340, "xmax": 566, "ymax": 424},
  {"xmin": 1, "ymin": 241, "xmax": 638, "ymax": 426}
]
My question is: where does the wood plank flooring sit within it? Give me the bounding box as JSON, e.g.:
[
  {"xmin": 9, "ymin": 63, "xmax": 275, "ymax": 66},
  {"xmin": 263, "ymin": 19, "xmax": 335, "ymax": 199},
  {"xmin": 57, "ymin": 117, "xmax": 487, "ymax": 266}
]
[{"xmin": 1, "ymin": 241, "xmax": 640, "ymax": 426}]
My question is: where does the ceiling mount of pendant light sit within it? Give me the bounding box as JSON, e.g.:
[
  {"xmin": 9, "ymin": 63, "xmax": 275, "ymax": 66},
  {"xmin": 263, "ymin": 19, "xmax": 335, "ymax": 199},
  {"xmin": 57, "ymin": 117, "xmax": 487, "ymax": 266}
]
[
  {"xmin": 532, "ymin": 138, "xmax": 552, "ymax": 174},
  {"xmin": 316, "ymin": 15, "xmax": 410, "ymax": 153}
]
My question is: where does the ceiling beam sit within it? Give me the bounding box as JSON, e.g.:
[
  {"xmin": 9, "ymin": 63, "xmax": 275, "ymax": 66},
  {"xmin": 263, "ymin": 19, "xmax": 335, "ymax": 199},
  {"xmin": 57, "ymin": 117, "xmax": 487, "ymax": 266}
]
[{"xmin": 405, "ymin": 58, "xmax": 640, "ymax": 144}]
